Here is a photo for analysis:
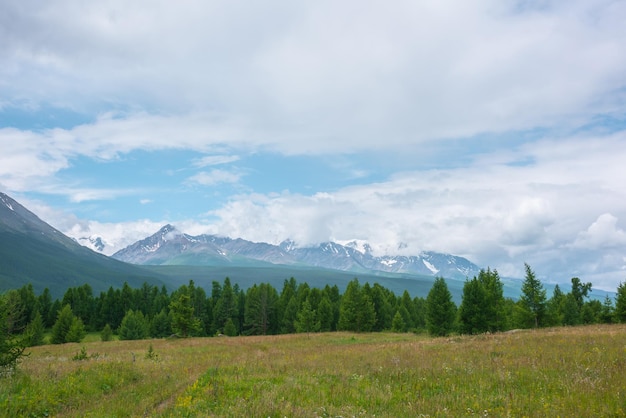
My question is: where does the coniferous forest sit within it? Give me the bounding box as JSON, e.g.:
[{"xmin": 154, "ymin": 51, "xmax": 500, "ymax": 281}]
[{"xmin": 3, "ymin": 262, "xmax": 626, "ymax": 370}]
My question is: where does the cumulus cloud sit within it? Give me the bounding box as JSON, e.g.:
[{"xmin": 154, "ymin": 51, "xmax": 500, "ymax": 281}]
[
  {"xmin": 3, "ymin": 0, "xmax": 626, "ymax": 291},
  {"xmin": 571, "ymin": 213, "xmax": 626, "ymax": 250}
]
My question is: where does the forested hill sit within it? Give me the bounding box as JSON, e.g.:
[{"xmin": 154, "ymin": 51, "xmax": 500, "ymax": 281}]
[{"xmin": 0, "ymin": 192, "xmax": 167, "ymax": 297}]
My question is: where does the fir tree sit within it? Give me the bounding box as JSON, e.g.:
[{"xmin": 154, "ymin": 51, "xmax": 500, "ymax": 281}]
[
  {"xmin": 118, "ymin": 310, "xmax": 149, "ymax": 340},
  {"xmin": 24, "ymin": 311, "xmax": 45, "ymax": 347},
  {"xmin": 519, "ymin": 263, "xmax": 547, "ymax": 328},
  {"xmin": 426, "ymin": 277, "xmax": 456, "ymax": 336}
]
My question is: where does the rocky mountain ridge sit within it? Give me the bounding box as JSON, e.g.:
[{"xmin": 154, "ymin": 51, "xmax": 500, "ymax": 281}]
[{"xmin": 112, "ymin": 224, "xmax": 480, "ymax": 279}]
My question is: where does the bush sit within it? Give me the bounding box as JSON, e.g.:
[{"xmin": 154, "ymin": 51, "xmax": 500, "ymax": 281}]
[{"xmin": 101, "ymin": 324, "xmax": 113, "ymax": 342}]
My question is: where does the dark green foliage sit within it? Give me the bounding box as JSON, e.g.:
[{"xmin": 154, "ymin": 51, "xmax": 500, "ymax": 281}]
[
  {"xmin": 391, "ymin": 310, "xmax": 406, "ymax": 333},
  {"xmin": 600, "ymin": 295, "xmax": 615, "ymax": 324},
  {"xmin": 337, "ymin": 279, "xmax": 376, "ymax": 332},
  {"xmin": 118, "ymin": 310, "xmax": 149, "ymax": 340},
  {"xmin": 211, "ymin": 278, "xmax": 237, "ymax": 334},
  {"xmin": 169, "ymin": 292, "xmax": 201, "ymax": 338},
  {"xmin": 458, "ymin": 277, "xmax": 488, "ymax": 334},
  {"xmin": 295, "ymin": 299, "xmax": 319, "ymax": 334},
  {"xmin": 0, "ymin": 292, "xmax": 28, "ymax": 372},
  {"xmin": 614, "ymin": 282, "xmax": 626, "ymax": 323},
  {"xmin": 51, "ymin": 304, "xmax": 83, "ymax": 344},
  {"xmin": 244, "ymin": 283, "xmax": 279, "ymax": 335},
  {"xmin": 426, "ymin": 277, "xmax": 456, "ymax": 336},
  {"xmin": 24, "ymin": 311, "xmax": 45, "ymax": 346},
  {"xmin": 150, "ymin": 309, "xmax": 172, "ymax": 338},
  {"xmin": 317, "ymin": 295, "xmax": 334, "ymax": 332},
  {"xmin": 519, "ymin": 263, "xmax": 547, "ymax": 328},
  {"xmin": 223, "ymin": 318, "xmax": 237, "ymax": 336}
]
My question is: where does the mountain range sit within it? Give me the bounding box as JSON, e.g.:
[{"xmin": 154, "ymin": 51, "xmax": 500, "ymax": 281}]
[
  {"xmin": 111, "ymin": 224, "xmax": 481, "ymax": 280},
  {"xmin": 2, "ymin": 191, "xmax": 614, "ymax": 303}
]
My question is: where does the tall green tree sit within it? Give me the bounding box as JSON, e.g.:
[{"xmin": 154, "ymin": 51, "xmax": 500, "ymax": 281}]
[
  {"xmin": 295, "ymin": 299, "xmax": 319, "ymax": 334},
  {"xmin": 426, "ymin": 277, "xmax": 456, "ymax": 336},
  {"xmin": 51, "ymin": 305, "xmax": 84, "ymax": 344},
  {"xmin": 519, "ymin": 263, "xmax": 547, "ymax": 328},
  {"xmin": 24, "ymin": 311, "xmax": 45, "ymax": 347},
  {"xmin": 212, "ymin": 278, "xmax": 237, "ymax": 334},
  {"xmin": 458, "ymin": 277, "xmax": 488, "ymax": 334},
  {"xmin": 170, "ymin": 291, "xmax": 202, "ymax": 337},
  {"xmin": 337, "ymin": 279, "xmax": 376, "ymax": 332},
  {"xmin": 478, "ymin": 268, "xmax": 506, "ymax": 332},
  {"xmin": 615, "ymin": 282, "xmax": 626, "ymax": 323},
  {"xmin": 1, "ymin": 292, "xmax": 28, "ymax": 372},
  {"xmin": 244, "ymin": 283, "xmax": 279, "ymax": 335},
  {"xmin": 317, "ymin": 295, "xmax": 334, "ymax": 332}
]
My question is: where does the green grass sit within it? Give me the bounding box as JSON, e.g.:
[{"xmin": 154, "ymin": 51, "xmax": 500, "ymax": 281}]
[{"xmin": 2, "ymin": 325, "xmax": 626, "ymax": 417}]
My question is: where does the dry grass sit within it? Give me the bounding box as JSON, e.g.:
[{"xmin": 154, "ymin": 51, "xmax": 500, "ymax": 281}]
[{"xmin": 2, "ymin": 325, "xmax": 626, "ymax": 417}]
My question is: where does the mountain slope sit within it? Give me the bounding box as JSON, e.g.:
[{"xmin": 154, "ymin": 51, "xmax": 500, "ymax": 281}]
[
  {"xmin": 0, "ymin": 192, "xmax": 167, "ymax": 297},
  {"xmin": 112, "ymin": 224, "xmax": 481, "ymax": 280}
]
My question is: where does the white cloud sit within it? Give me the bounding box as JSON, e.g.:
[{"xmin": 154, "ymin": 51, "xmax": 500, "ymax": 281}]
[
  {"xmin": 192, "ymin": 155, "xmax": 240, "ymax": 168},
  {"xmin": 1, "ymin": 0, "xmax": 625, "ymax": 148},
  {"xmin": 571, "ymin": 213, "xmax": 626, "ymax": 250},
  {"xmin": 186, "ymin": 169, "xmax": 243, "ymax": 186}
]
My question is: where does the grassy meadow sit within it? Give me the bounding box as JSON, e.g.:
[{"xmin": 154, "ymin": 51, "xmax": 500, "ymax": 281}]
[{"xmin": 2, "ymin": 325, "xmax": 626, "ymax": 417}]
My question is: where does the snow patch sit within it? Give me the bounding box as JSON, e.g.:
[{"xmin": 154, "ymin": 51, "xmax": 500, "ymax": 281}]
[
  {"xmin": 1, "ymin": 196, "xmax": 14, "ymax": 211},
  {"xmin": 422, "ymin": 259, "xmax": 439, "ymax": 274},
  {"xmin": 381, "ymin": 258, "xmax": 397, "ymax": 267}
]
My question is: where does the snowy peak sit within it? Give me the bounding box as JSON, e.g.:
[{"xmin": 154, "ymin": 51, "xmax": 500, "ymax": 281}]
[
  {"xmin": 75, "ymin": 236, "xmax": 107, "ymax": 252},
  {"xmin": 112, "ymin": 225, "xmax": 481, "ymax": 279}
]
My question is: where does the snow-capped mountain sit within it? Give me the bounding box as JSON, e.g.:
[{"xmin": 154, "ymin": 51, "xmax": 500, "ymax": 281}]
[
  {"xmin": 112, "ymin": 224, "xmax": 481, "ymax": 279},
  {"xmin": 75, "ymin": 236, "xmax": 107, "ymax": 252}
]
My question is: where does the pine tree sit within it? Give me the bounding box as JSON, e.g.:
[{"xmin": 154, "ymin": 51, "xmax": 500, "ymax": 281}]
[
  {"xmin": 118, "ymin": 310, "xmax": 149, "ymax": 340},
  {"xmin": 170, "ymin": 292, "xmax": 201, "ymax": 337},
  {"xmin": 338, "ymin": 279, "xmax": 360, "ymax": 331},
  {"xmin": 478, "ymin": 268, "xmax": 506, "ymax": 332},
  {"xmin": 25, "ymin": 311, "xmax": 45, "ymax": 347},
  {"xmin": 391, "ymin": 310, "xmax": 406, "ymax": 333},
  {"xmin": 615, "ymin": 282, "xmax": 626, "ymax": 323},
  {"xmin": 1, "ymin": 292, "xmax": 27, "ymax": 371},
  {"xmin": 519, "ymin": 263, "xmax": 547, "ymax": 328},
  {"xmin": 66, "ymin": 317, "xmax": 86, "ymax": 343},
  {"xmin": 458, "ymin": 277, "xmax": 488, "ymax": 334},
  {"xmin": 317, "ymin": 295, "xmax": 334, "ymax": 332},
  {"xmin": 600, "ymin": 295, "xmax": 615, "ymax": 324},
  {"xmin": 244, "ymin": 283, "xmax": 278, "ymax": 335},
  {"xmin": 150, "ymin": 309, "xmax": 172, "ymax": 338},
  {"xmin": 51, "ymin": 305, "xmax": 77, "ymax": 344},
  {"xmin": 295, "ymin": 299, "xmax": 319, "ymax": 334},
  {"xmin": 212, "ymin": 278, "xmax": 237, "ymax": 334},
  {"xmin": 426, "ymin": 277, "xmax": 456, "ymax": 336}
]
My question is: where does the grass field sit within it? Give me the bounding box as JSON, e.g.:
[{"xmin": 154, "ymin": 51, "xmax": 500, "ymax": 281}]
[{"xmin": 2, "ymin": 325, "xmax": 626, "ymax": 417}]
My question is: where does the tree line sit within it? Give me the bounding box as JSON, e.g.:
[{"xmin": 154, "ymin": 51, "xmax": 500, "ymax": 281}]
[{"xmin": 3, "ymin": 263, "xmax": 626, "ymax": 371}]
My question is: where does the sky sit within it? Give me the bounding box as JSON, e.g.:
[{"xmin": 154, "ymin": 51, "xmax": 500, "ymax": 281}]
[{"xmin": 1, "ymin": 0, "xmax": 626, "ymax": 291}]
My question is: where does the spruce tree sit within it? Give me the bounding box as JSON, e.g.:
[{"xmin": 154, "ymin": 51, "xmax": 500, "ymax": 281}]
[
  {"xmin": 426, "ymin": 277, "xmax": 456, "ymax": 336},
  {"xmin": 51, "ymin": 305, "xmax": 77, "ymax": 344},
  {"xmin": 25, "ymin": 311, "xmax": 45, "ymax": 346},
  {"xmin": 118, "ymin": 310, "xmax": 149, "ymax": 340},
  {"xmin": 458, "ymin": 277, "xmax": 488, "ymax": 334},
  {"xmin": 615, "ymin": 282, "xmax": 626, "ymax": 323},
  {"xmin": 170, "ymin": 292, "xmax": 201, "ymax": 337},
  {"xmin": 1, "ymin": 292, "xmax": 27, "ymax": 371},
  {"xmin": 519, "ymin": 263, "xmax": 547, "ymax": 328}
]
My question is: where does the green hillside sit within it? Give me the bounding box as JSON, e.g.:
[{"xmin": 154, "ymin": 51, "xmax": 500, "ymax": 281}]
[{"xmin": 0, "ymin": 230, "xmax": 167, "ymax": 298}]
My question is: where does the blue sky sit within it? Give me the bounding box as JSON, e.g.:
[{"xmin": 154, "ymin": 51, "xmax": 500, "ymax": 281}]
[{"xmin": 1, "ymin": 0, "xmax": 626, "ymax": 290}]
